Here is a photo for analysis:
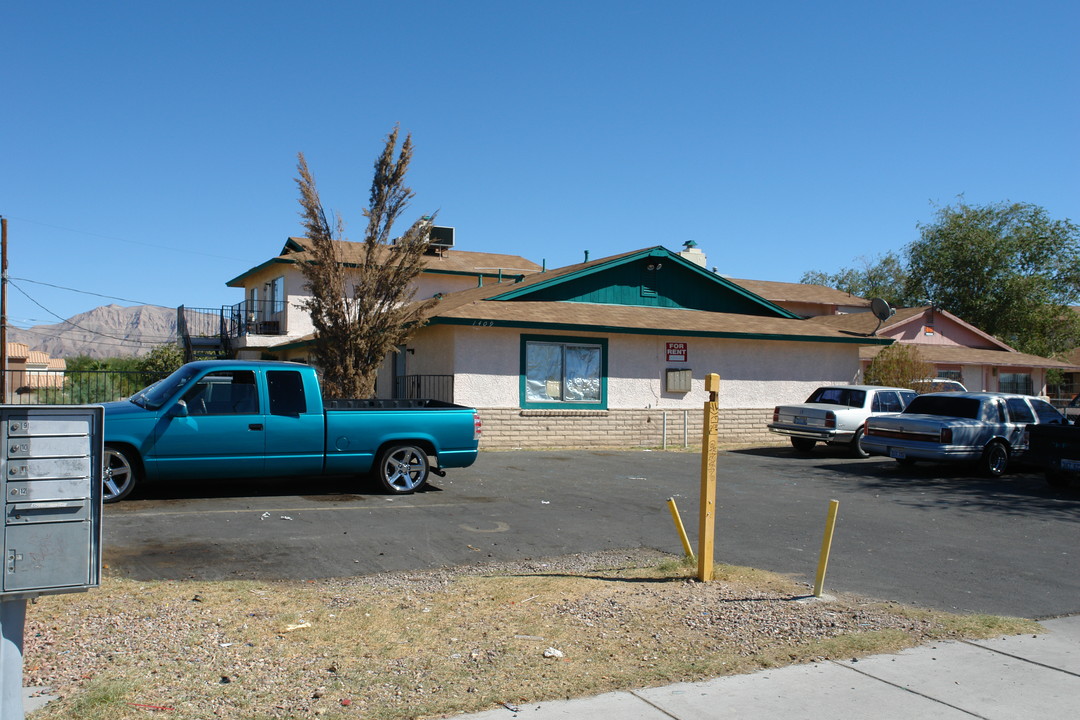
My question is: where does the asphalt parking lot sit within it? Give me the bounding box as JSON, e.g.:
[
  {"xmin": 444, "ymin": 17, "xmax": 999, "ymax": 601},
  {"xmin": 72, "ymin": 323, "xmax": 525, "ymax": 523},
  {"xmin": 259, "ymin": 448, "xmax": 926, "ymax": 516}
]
[{"xmin": 102, "ymin": 446, "xmax": 1080, "ymax": 619}]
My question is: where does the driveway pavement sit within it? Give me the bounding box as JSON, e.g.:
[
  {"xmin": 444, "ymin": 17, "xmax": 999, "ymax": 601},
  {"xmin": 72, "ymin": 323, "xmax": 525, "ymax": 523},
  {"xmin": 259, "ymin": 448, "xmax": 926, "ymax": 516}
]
[{"xmin": 102, "ymin": 447, "xmax": 1080, "ymax": 618}]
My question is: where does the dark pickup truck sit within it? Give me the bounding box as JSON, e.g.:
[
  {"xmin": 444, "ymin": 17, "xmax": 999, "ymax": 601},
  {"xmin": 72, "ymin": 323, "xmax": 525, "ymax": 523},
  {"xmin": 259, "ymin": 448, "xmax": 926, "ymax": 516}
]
[{"xmin": 1026, "ymin": 416, "xmax": 1080, "ymax": 489}]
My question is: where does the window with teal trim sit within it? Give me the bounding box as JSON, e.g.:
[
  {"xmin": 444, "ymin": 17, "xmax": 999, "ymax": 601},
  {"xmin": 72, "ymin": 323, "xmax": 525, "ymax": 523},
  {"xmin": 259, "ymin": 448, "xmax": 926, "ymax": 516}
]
[{"xmin": 523, "ymin": 338, "xmax": 605, "ymax": 407}]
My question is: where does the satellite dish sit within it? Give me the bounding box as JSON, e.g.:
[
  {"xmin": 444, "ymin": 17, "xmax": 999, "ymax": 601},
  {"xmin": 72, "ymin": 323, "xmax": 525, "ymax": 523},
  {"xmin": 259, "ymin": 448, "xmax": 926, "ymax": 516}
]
[{"xmin": 869, "ymin": 298, "xmax": 894, "ymax": 335}]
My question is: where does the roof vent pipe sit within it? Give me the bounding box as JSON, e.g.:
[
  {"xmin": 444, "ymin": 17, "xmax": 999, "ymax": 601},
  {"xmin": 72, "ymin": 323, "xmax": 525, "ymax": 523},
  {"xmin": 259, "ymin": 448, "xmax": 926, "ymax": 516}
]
[{"xmin": 584, "ymin": 250, "xmax": 590, "ymax": 262}]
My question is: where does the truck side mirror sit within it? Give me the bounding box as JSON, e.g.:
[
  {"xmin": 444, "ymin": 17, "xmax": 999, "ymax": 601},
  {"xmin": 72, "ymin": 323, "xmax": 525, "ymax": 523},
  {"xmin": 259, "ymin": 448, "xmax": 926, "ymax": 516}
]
[{"xmin": 170, "ymin": 400, "xmax": 189, "ymax": 418}]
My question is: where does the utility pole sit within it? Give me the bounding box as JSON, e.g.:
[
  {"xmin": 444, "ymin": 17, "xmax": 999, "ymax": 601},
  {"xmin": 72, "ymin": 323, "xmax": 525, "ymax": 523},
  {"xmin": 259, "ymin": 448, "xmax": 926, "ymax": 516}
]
[{"xmin": 1, "ymin": 216, "xmax": 7, "ymax": 402}]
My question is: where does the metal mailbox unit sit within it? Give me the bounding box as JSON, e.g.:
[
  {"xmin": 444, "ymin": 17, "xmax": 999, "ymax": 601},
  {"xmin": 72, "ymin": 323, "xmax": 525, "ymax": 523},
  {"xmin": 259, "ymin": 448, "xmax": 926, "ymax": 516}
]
[
  {"xmin": 0, "ymin": 405, "xmax": 103, "ymax": 719},
  {"xmin": 1, "ymin": 406, "xmax": 103, "ymax": 597}
]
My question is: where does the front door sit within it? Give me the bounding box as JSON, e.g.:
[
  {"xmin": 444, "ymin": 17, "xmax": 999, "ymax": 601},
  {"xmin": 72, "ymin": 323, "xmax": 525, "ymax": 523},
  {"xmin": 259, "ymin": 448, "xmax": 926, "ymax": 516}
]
[{"xmin": 151, "ymin": 369, "xmax": 266, "ymax": 479}]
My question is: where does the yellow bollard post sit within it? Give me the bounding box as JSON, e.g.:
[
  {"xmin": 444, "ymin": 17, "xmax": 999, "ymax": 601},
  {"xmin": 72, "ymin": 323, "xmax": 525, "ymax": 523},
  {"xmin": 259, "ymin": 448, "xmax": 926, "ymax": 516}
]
[
  {"xmin": 697, "ymin": 373, "xmax": 720, "ymax": 582},
  {"xmin": 667, "ymin": 497, "xmax": 695, "ymax": 560},
  {"xmin": 813, "ymin": 499, "xmax": 840, "ymax": 597}
]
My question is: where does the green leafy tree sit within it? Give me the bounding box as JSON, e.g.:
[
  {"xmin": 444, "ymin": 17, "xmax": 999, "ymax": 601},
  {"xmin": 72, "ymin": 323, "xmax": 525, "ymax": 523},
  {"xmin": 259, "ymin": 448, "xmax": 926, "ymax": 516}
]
[
  {"xmin": 906, "ymin": 200, "xmax": 1080, "ymax": 357},
  {"xmin": 800, "ymin": 252, "xmax": 913, "ymax": 307},
  {"xmin": 137, "ymin": 344, "xmax": 185, "ymax": 375},
  {"xmin": 863, "ymin": 344, "xmax": 933, "ymax": 389},
  {"xmin": 295, "ymin": 127, "xmax": 438, "ymax": 398},
  {"xmin": 804, "ymin": 200, "xmax": 1080, "ymax": 358}
]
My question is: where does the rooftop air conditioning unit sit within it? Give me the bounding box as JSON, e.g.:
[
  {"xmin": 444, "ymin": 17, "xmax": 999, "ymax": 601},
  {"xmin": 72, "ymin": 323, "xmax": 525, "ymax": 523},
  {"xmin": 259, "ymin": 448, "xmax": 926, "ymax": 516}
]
[{"xmin": 429, "ymin": 225, "xmax": 455, "ymax": 248}]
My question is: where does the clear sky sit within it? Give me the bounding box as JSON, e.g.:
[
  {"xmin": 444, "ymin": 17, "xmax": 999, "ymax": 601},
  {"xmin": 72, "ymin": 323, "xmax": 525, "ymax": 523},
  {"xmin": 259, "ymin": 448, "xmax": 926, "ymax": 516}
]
[{"xmin": 3, "ymin": 1, "xmax": 1077, "ymax": 339}]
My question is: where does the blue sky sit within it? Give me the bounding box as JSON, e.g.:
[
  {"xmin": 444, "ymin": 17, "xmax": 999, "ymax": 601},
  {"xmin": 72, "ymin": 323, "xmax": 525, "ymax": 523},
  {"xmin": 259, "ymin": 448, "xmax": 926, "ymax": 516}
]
[{"xmin": 3, "ymin": 1, "xmax": 1077, "ymax": 338}]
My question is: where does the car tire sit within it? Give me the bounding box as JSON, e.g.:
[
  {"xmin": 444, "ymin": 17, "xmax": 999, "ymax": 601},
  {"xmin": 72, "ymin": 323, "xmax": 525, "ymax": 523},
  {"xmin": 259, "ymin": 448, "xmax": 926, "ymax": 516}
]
[
  {"xmin": 103, "ymin": 445, "xmax": 141, "ymax": 503},
  {"xmin": 979, "ymin": 441, "xmax": 1009, "ymax": 478},
  {"xmin": 375, "ymin": 444, "xmax": 430, "ymax": 494},
  {"xmin": 849, "ymin": 427, "xmax": 869, "ymax": 458},
  {"xmin": 790, "ymin": 437, "xmax": 816, "ymax": 453}
]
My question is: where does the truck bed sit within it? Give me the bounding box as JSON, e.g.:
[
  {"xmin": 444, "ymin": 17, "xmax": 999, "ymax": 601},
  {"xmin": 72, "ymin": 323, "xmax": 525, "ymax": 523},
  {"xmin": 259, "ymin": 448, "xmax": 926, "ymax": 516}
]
[{"xmin": 325, "ymin": 399, "xmax": 466, "ymax": 410}]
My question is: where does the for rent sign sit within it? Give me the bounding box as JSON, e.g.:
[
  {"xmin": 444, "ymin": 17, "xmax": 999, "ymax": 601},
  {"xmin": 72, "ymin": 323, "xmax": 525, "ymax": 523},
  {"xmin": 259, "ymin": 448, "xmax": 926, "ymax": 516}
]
[{"xmin": 666, "ymin": 342, "xmax": 687, "ymax": 362}]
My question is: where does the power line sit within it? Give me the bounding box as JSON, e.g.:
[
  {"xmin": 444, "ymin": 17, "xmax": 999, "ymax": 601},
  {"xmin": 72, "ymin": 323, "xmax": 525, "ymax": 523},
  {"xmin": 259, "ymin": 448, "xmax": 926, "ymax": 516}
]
[
  {"xmin": 9, "ymin": 281, "xmax": 171, "ymax": 347},
  {"xmin": 9, "ymin": 277, "xmax": 162, "ymax": 306},
  {"xmin": 10, "ymin": 325, "xmax": 177, "ymax": 349}
]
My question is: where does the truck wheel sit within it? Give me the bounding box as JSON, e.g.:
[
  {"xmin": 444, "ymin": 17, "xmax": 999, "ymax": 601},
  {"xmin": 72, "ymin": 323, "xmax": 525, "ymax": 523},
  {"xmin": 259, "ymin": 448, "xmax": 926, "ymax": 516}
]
[
  {"xmin": 103, "ymin": 445, "xmax": 140, "ymax": 503},
  {"xmin": 979, "ymin": 441, "xmax": 1009, "ymax": 478},
  {"xmin": 376, "ymin": 444, "xmax": 429, "ymax": 494},
  {"xmin": 849, "ymin": 427, "xmax": 869, "ymax": 458},
  {"xmin": 790, "ymin": 437, "xmax": 816, "ymax": 453}
]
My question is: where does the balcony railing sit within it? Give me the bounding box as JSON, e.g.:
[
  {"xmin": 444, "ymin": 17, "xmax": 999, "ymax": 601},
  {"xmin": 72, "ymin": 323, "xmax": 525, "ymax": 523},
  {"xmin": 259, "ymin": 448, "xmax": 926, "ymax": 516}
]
[{"xmin": 227, "ymin": 300, "xmax": 288, "ymax": 337}]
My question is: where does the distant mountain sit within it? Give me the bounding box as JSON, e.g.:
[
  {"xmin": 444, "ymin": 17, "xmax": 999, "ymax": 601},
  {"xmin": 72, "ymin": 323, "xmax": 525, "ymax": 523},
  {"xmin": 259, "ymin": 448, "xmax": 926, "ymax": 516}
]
[{"xmin": 8, "ymin": 304, "xmax": 181, "ymax": 359}]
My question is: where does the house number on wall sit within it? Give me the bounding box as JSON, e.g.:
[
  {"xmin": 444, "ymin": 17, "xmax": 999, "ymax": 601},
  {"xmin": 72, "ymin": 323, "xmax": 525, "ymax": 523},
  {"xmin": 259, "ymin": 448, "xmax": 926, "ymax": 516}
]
[{"xmin": 472, "ymin": 320, "xmax": 495, "ymax": 327}]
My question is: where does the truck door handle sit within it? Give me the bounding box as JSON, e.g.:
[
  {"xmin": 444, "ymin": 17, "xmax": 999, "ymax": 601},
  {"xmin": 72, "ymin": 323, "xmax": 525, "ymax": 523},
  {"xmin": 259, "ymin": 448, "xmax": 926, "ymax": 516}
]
[{"xmin": 249, "ymin": 423, "xmax": 264, "ymax": 431}]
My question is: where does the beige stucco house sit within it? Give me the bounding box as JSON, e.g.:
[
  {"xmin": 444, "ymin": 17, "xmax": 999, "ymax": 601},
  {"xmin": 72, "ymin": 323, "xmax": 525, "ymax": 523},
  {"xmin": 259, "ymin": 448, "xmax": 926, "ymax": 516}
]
[{"xmin": 219, "ymin": 241, "xmax": 894, "ymax": 448}]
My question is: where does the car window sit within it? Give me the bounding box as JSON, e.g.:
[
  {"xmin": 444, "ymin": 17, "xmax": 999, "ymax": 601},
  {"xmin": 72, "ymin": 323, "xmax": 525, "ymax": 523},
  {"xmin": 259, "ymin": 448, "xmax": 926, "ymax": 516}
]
[
  {"xmin": 1005, "ymin": 397, "xmax": 1035, "ymax": 424},
  {"xmin": 988, "ymin": 400, "xmax": 1006, "ymax": 423},
  {"xmin": 182, "ymin": 370, "xmax": 260, "ymax": 416},
  {"xmin": 899, "ymin": 391, "xmax": 917, "ymax": 408},
  {"xmin": 268, "ymin": 370, "xmax": 308, "ymax": 416},
  {"xmin": 872, "ymin": 391, "xmax": 902, "ymax": 413},
  {"xmin": 806, "ymin": 388, "xmax": 866, "ymax": 408},
  {"xmin": 904, "ymin": 395, "xmax": 981, "ymax": 419},
  {"xmin": 1030, "ymin": 398, "xmax": 1064, "ymax": 424}
]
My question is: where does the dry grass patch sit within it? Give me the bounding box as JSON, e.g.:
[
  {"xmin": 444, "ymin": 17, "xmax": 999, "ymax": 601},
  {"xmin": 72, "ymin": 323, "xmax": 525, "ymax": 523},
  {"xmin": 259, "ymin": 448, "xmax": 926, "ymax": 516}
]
[{"xmin": 24, "ymin": 549, "xmax": 1038, "ymax": 720}]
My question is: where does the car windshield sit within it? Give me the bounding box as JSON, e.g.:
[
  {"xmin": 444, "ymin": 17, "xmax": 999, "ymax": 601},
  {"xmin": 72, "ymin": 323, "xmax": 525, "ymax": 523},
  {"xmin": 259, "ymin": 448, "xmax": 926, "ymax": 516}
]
[
  {"xmin": 130, "ymin": 368, "xmax": 198, "ymax": 410},
  {"xmin": 805, "ymin": 388, "xmax": 867, "ymax": 408},
  {"xmin": 903, "ymin": 395, "xmax": 981, "ymax": 419}
]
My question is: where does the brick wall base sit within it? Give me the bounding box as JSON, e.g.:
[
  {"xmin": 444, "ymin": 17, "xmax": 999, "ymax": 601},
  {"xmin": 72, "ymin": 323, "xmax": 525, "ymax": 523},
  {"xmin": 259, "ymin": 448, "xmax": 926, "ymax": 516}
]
[{"xmin": 476, "ymin": 407, "xmax": 777, "ymax": 450}]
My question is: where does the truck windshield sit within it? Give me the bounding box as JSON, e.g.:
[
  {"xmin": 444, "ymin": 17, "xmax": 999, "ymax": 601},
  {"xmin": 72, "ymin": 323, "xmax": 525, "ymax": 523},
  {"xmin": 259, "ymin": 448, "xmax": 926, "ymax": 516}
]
[
  {"xmin": 903, "ymin": 395, "xmax": 981, "ymax": 419},
  {"xmin": 130, "ymin": 368, "xmax": 198, "ymax": 410},
  {"xmin": 805, "ymin": 388, "xmax": 866, "ymax": 408}
]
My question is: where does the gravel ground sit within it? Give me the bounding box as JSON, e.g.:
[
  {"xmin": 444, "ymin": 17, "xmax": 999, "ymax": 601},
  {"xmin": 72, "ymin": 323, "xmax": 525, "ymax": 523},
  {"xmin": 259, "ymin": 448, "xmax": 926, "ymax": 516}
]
[{"xmin": 21, "ymin": 549, "xmax": 1031, "ymax": 720}]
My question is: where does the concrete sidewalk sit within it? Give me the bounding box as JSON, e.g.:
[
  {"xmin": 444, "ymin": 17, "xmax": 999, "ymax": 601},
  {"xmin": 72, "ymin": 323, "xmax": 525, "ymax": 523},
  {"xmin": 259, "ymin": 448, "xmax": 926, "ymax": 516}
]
[{"xmin": 448, "ymin": 614, "xmax": 1080, "ymax": 719}]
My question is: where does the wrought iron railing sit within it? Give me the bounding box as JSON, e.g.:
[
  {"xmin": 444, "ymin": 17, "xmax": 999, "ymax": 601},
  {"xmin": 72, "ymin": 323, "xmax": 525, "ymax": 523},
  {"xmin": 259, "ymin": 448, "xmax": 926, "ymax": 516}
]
[
  {"xmin": 2, "ymin": 370, "xmax": 170, "ymax": 405},
  {"xmin": 393, "ymin": 375, "xmax": 454, "ymax": 403},
  {"xmin": 227, "ymin": 300, "xmax": 288, "ymax": 337}
]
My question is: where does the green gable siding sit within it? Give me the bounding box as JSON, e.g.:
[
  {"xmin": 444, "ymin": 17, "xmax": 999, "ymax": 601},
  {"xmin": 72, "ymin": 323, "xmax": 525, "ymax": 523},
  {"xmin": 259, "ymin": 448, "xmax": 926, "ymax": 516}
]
[{"xmin": 513, "ymin": 262, "xmax": 779, "ymax": 316}]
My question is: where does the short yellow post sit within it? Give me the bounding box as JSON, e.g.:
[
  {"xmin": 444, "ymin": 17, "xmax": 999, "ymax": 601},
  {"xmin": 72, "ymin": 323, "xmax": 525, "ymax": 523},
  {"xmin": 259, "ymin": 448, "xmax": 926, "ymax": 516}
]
[
  {"xmin": 697, "ymin": 373, "xmax": 720, "ymax": 582},
  {"xmin": 813, "ymin": 499, "xmax": 840, "ymax": 597},
  {"xmin": 667, "ymin": 497, "xmax": 695, "ymax": 560}
]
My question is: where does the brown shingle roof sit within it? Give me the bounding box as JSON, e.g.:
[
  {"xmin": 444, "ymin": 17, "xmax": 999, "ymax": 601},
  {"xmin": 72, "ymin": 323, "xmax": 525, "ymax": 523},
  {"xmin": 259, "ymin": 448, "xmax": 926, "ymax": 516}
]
[
  {"xmin": 431, "ymin": 297, "xmax": 884, "ymax": 343},
  {"xmin": 859, "ymin": 344, "xmax": 1079, "ymax": 370},
  {"xmin": 728, "ymin": 278, "xmax": 871, "ymax": 308},
  {"xmin": 282, "ymin": 238, "xmax": 543, "ymax": 275},
  {"xmin": 807, "ymin": 305, "xmax": 1016, "ymax": 351},
  {"xmin": 806, "ymin": 306, "xmax": 929, "ymax": 335},
  {"xmin": 423, "ymin": 248, "xmax": 872, "ymax": 342}
]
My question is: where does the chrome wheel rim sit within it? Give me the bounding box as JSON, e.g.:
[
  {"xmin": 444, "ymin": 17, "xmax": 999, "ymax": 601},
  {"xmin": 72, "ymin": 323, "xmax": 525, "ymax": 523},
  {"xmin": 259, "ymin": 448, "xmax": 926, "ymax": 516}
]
[
  {"xmin": 382, "ymin": 447, "xmax": 427, "ymax": 492},
  {"xmin": 103, "ymin": 448, "xmax": 133, "ymax": 501}
]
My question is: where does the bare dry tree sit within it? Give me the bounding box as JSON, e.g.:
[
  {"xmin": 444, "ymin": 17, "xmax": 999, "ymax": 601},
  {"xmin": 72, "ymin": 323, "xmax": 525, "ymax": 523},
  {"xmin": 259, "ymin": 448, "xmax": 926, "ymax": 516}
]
[{"xmin": 295, "ymin": 127, "xmax": 438, "ymax": 398}]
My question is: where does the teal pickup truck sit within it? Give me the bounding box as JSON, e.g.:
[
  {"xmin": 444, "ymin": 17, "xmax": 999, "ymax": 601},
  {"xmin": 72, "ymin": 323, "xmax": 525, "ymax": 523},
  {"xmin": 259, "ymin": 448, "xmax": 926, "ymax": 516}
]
[{"xmin": 101, "ymin": 360, "xmax": 481, "ymax": 502}]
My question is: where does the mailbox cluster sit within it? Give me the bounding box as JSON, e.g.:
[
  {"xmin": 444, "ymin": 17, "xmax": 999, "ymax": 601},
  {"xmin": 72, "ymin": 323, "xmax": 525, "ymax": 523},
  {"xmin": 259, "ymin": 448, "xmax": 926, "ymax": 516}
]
[{"xmin": 1, "ymin": 407, "xmax": 103, "ymax": 598}]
